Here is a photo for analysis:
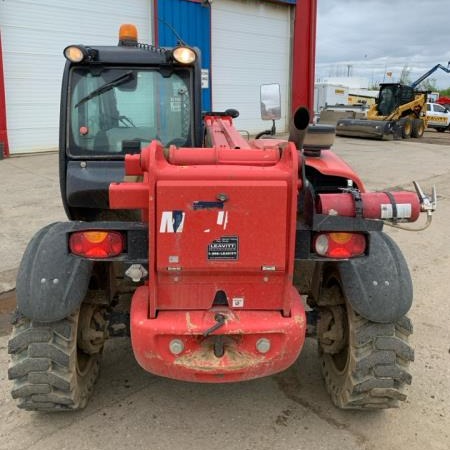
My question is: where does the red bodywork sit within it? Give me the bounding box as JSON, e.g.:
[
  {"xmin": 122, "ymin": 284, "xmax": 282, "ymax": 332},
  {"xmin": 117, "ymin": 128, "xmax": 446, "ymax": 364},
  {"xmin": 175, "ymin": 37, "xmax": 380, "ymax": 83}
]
[
  {"xmin": 109, "ymin": 115, "xmax": 421, "ymax": 382},
  {"xmin": 292, "ymin": 0, "xmax": 317, "ymax": 114},
  {"xmin": 110, "ymin": 117, "xmax": 308, "ymax": 382}
]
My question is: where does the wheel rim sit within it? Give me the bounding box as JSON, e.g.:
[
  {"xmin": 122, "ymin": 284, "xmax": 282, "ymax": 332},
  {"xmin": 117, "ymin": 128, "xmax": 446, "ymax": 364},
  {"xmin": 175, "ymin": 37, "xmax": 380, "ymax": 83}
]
[
  {"xmin": 78, "ymin": 304, "xmax": 107, "ymax": 354},
  {"xmin": 76, "ymin": 304, "xmax": 106, "ymax": 376},
  {"xmin": 330, "ymin": 312, "xmax": 348, "ymax": 373},
  {"xmin": 317, "ymin": 281, "xmax": 350, "ymax": 375},
  {"xmin": 77, "ymin": 349, "xmax": 94, "ymax": 376},
  {"xmin": 403, "ymin": 121, "xmax": 412, "ymax": 136},
  {"xmin": 319, "ymin": 304, "xmax": 349, "ymax": 373}
]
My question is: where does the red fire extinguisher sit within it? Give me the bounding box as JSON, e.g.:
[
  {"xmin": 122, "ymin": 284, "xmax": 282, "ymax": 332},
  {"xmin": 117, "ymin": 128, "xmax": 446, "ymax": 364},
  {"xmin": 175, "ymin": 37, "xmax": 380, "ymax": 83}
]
[{"xmin": 317, "ymin": 191, "xmax": 420, "ymax": 222}]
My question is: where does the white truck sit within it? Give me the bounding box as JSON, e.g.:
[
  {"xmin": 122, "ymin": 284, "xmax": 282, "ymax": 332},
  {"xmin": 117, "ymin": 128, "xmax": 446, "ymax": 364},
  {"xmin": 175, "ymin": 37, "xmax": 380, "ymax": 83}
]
[
  {"xmin": 314, "ymin": 83, "xmax": 349, "ymax": 113},
  {"xmin": 426, "ymin": 102, "xmax": 450, "ymax": 132}
]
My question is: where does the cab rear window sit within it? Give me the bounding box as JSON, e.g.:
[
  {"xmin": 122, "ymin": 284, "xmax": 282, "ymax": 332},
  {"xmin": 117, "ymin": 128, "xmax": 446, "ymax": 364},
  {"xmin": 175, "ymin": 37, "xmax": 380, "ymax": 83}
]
[{"xmin": 68, "ymin": 67, "xmax": 193, "ymax": 156}]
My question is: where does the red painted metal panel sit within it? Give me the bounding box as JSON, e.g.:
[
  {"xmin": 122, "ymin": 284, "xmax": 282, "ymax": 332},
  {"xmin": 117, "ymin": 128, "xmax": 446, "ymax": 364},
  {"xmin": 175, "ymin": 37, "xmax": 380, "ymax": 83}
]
[
  {"xmin": 167, "ymin": 146, "xmax": 280, "ymax": 165},
  {"xmin": 110, "ymin": 138, "xmax": 300, "ymax": 317},
  {"xmin": 109, "ymin": 182, "xmax": 149, "ymax": 210},
  {"xmin": 156, "ymin": 180, "xmax": 288, "ymax": 271},
  {"xmin": 292, "ymin": 0, "xmax": 317, "ymax": 117},
  {"xmin": 0, "ymin": 32, "xmax": 9, "ymax": 158},
  {"xmin": 130, "ymin": 285, "xmax": 306, "ymax": 382},
  {"xmin": 156, "ymin": 273, "xmax": 287, "ymax": 310},
  {"xmin": 305, "ymin": 149, "xmax": 366, "ymax": 191}
]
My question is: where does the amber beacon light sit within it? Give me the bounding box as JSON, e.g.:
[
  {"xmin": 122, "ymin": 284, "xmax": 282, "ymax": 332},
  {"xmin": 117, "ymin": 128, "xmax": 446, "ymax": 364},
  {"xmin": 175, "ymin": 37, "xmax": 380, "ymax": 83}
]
[{"xmin": 119, "ymin": 24, "xmax": 138, "ymax": 44}]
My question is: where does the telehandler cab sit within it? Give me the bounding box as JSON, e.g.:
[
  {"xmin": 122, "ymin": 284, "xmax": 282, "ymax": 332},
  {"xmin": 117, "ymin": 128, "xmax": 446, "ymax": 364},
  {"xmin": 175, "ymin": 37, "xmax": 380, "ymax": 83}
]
[{"xmin": 8, "ymin": 25, "xmax": 436, "ymax": 411}]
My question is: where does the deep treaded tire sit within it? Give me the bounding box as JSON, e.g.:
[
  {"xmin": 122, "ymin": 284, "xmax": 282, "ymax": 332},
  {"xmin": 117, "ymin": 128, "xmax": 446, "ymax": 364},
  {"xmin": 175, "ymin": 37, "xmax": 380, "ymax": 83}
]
[
  {"xmin": 8, "ymin": 309, "xmax": 101, "ymax": 411},
  {"xmin": 400, "ymin": 118, "xmax": 412, "ymax": 139},
  {"xmin": 411, "ymin": 118, "xmax": 425, "ymax": 138},
  {"xmin": 318, "ymin": 279, "xmax": 414, "ymax": 409}
]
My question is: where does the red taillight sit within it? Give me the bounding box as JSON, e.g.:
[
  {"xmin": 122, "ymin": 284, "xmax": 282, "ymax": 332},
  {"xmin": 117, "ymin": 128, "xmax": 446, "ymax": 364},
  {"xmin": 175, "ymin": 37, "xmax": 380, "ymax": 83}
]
[
  {"xmin": 69, "ymin": 231, "xmax": 124, "ymax": 258},
  {"xmin": 313, "ymin": 232, "xmax": 366, "ymax": 259}
]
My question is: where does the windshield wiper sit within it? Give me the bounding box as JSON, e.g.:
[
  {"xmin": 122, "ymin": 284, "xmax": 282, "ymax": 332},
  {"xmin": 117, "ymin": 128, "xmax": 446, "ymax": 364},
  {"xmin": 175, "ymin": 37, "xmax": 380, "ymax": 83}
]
[{"xmin": 75, "ymin": 71, "xmax": 135, "ymax": 108}]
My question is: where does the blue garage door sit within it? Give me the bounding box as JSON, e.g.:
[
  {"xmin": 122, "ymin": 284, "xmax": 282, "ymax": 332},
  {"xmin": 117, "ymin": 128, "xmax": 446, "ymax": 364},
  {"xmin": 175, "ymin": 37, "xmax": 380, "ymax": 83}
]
[{"xmin": 156, "ymin": 0, "xmax": 211, "ymax": 111}]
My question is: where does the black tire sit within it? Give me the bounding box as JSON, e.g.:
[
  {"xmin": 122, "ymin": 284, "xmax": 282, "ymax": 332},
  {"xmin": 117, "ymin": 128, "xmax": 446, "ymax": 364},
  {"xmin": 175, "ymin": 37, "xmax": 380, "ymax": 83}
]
[
  {"xmin": 316, "ymin": 273, "xmax": 414, "ymax": 409},
  {"xmin": 8, "ymin": 303, "xmax": 107, "ymax": 411},
  {"xmin": 400, "ymin": 118, "xmax": 412, "ymax": 139},
  {"xmin": 436, "ymin": 127, "xmax": 446, "ymax": 133},
  {"xmin": 411, "ymin": 119, "xmax": 425, "ymax": 138}
]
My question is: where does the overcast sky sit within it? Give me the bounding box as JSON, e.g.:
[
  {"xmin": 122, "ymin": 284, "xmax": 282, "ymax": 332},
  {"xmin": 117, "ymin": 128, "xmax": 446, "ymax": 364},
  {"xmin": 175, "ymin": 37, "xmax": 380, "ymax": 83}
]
[{"xmin": 315, "ymin": 0, "xmax": 450, "ymax": 89}]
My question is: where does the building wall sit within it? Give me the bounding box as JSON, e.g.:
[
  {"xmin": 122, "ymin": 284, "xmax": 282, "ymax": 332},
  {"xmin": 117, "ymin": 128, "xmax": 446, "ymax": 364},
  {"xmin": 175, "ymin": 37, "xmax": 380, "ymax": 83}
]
[
  {"xmin": 155, "ymin": 0, "xmax": 212, "ymax": 111},
  {"xmin": 1, "ymin": 0, "xmax": 293, "ymax": 154},
  {"xmin": 211, "ymin": 0, "xmax": 293, "ymax": 134},
  {"xmin": 1, "ymin": 0, "xmax": 151, "ymax": 154}
]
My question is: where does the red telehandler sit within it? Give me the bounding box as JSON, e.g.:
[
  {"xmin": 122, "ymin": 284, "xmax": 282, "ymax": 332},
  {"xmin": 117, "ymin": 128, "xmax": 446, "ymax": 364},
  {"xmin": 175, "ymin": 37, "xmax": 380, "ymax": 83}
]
[{"xmin": 7, "ymin": 23, "xmax": 436, "ymax": 411}]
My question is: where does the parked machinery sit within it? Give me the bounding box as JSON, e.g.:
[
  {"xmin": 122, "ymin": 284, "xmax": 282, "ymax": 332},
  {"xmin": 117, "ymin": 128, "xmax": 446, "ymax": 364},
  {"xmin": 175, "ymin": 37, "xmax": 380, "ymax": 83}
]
[{"xmin": 336, "ymin": 63, "xmax": 450, "ymax": 140}]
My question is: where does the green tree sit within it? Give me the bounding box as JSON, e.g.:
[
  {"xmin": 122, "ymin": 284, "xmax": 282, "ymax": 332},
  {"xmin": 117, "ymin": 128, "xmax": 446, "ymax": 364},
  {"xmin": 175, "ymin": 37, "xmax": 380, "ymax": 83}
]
[{"xmin": 419, "ymin": 78, "xmax": 438, "ymax": 91}]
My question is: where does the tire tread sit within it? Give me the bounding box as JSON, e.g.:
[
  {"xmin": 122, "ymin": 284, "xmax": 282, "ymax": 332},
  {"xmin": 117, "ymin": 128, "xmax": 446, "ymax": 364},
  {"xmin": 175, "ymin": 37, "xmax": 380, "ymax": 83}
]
[
  {"xmin": 8, "ymin": 312, "xmax": 100, "ymax": 411},
  {"xmin": 324, "ymin": 314, "xmax": 414, "ymax": 409}
]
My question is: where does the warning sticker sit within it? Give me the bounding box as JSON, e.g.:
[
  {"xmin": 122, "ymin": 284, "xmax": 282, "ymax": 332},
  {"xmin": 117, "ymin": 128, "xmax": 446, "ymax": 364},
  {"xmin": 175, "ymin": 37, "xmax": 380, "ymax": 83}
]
[
  {"xmin": 207, "ymin": 236, "xmax": 239, "ymax": 260},
  {"xmin": 380, "ymin": 203, "xmax": 412, "ymax": 219}
]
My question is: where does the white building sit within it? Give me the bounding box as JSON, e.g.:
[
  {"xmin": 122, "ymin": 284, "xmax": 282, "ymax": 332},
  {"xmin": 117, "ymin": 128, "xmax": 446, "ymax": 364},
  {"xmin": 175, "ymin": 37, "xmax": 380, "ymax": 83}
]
[{"xmin": 0, "ymin": 0, "xmax": 296, "ymax": 155}]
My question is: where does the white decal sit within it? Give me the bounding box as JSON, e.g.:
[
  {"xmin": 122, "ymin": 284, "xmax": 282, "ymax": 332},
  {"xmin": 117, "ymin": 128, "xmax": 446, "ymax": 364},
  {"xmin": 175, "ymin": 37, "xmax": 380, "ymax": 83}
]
[
  {"xmin": 201, "ymin": 69, "xmax": 209, "ymax": 89},
  {"xmin": 380, "ymin": 203, "xmax": 412, "ymax": 219},
  {"xmin": 160, "ymin": 211, "xmax": 186, "ymax": 233},
  {"xmin": 232, "ymin": 297, "xmax": 244, "ymax": 308},
  {"xmin": 217, "ymin": 211, "xmax": 229, "ymax": 230}
]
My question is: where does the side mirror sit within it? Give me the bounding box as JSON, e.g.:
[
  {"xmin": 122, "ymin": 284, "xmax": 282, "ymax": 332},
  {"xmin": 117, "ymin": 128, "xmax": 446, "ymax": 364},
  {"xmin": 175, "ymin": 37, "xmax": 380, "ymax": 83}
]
[{"xmin": 260, "ymin": 84, "xmax": 281, "ymax": 120}]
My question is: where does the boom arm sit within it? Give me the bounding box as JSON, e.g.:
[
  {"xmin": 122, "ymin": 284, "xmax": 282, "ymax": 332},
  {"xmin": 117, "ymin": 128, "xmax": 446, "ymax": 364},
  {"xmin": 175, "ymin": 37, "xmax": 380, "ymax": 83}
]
[
  {"xmin": 411, "ymin": 62, "xmax": 450, "ymax": 88},
  {"xmin": 203, "ymin": 115, "xmax": 251, "ymax": 149}
]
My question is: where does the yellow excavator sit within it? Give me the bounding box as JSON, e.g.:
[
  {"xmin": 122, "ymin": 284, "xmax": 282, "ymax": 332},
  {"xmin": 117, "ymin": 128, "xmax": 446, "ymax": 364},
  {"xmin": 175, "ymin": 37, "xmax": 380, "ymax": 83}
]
[{"xmin": 335, "ymin": 63, "xmax": 450, "ymax": 140}]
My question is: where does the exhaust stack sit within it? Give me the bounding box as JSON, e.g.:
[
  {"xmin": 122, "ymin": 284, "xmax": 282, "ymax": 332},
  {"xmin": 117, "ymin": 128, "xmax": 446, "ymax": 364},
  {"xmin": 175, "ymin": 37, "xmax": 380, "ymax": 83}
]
[{"xmin": 288, "ymin": 106, "xmax": 310, "ymax": 149}]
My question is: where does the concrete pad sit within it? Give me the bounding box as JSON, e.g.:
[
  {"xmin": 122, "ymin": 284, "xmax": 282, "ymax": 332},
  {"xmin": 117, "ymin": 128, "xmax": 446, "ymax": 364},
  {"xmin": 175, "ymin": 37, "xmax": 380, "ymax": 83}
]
[
  {"xmin": 0, "ymin": 152, "xmax": 66, "ymax": 292},
  {"xmin": 332, "ymin": 136, "xmax": 450, "ymax": 191}
]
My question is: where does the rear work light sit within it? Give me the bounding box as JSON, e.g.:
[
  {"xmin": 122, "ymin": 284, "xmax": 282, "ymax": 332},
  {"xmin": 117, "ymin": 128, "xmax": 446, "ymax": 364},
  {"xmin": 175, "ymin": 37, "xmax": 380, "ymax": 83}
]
[
  {"xmin": 313, "ymin": 232, "xmax": 366, "ymax": 259},
  {"xmin": 172, "ymin": 46, "xmax": 197, "ymax": 64},
  {"xmin": 63, "ymin": 45, "xmax": 98, "ymax": 63},
  {"xmin": 69, "ymin": 231, "xmax": 124, "ymax": 258},
  {"xmin": 63, "ymin": 45, "xmax": 88, "ymax": 63}
]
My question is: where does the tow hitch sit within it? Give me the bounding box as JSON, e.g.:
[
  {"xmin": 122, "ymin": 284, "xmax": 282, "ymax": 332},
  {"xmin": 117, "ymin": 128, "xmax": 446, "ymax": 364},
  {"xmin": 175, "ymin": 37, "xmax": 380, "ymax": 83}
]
[{"xmin": 203, "ymin": 313, "xmax": 227, "ymax": 357}]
